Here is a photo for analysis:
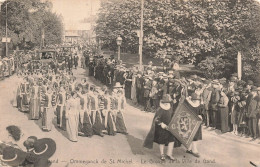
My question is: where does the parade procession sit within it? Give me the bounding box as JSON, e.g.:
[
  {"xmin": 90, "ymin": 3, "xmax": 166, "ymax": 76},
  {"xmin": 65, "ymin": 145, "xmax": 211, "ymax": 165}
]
[{"xmin": 1, "ymin": 0, "xmax": 260, "ymax": 167}]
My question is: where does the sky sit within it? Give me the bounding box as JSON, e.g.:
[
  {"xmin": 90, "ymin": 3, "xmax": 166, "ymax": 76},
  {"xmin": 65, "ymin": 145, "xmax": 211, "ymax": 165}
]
[
  {"xmin": 49, "ymin": 0, "xmax": 100, "ymax": 29},
  {"xmin": 49, "ymin": 0, "xmax": 100, "ymax": 30},
  {"xmin": 0, "ymin": 0, "xmax": 101, "ymax": 30}
]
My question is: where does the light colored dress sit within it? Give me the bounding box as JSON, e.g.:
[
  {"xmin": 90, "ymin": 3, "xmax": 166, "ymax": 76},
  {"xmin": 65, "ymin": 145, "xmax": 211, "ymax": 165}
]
[
  {"xmin": 66, "ymin": 97, "xmax": 80, "ymax": 142},
  {"xmin": 131, "ymin": 75, "xmax": 137, "ymax": 103},
  {"xmin": 29, "ymin": 86, "xmax": 40, "ymax": 120},
  {"xmin": 42, "ymin": 92, "xmax": 54, "ymax": 131}
]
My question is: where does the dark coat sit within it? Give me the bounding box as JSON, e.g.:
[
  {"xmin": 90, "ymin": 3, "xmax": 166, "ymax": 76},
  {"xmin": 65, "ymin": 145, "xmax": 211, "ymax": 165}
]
[
  {"xmin": 143, "ymin": 80, "xmax": 152, "ymax": 98},
  {"xmin": 248, "ymin": 96, "xmax": 259, "ymax": 118},
  {"xmin": 143, "ymin": 107, "xmax": 181, "ymax": 149}
]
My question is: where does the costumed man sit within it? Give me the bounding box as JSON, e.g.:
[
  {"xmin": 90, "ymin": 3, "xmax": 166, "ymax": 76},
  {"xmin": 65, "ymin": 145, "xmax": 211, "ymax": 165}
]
[
  {"xmin": 143, "ymin": 76, "xmax": 152, "ymax": 112},
  {"xmin": 185, "ymin": 93, "xmax": 203, "ymax": 158},
  {"xmin": 143, "ymin": 94, "xmax": 180, "ymax": 161}
]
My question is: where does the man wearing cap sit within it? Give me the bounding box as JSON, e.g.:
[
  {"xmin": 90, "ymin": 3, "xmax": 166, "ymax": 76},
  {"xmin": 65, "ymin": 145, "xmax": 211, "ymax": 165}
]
[
  {"xmin": 143, "ymin": 76, "xmax": 152, "ymax": 112},
  {"xmin": 209, "ymin": 80, "xmax": 220, "ymax": 129},
  {"xmin": 136, "ymin": 72, "xmax": 144, "ymax": 106},
  {"xmin": 144, "ymin": 94, "xmax": 180, "ymax": 161},
  {"xmin": 201, "ymin": 80, "xmax": 212, "ymax": 127},
  {"xmin": 247, "ymin": 86, "xmax": 259, "ymax": 140}
]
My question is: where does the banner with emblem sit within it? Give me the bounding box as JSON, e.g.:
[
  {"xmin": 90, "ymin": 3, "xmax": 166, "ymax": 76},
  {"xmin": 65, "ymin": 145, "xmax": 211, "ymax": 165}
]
[{"xmin": 167, "ymin": 98, "xmax": 202, "ymax": 149}]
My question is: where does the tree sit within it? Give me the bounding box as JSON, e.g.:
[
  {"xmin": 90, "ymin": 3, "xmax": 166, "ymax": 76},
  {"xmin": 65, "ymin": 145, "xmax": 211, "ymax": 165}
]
[
  {"xmin": 95, "ymin": 0, "xmax": 260, "ymax": 80},
  {"xmin": 0, "ymin": 0, "xmax": 64, "ymax": 50}
]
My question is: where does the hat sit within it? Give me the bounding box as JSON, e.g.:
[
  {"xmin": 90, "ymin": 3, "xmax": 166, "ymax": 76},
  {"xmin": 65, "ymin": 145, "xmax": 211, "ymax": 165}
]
[
  {"xmin": 0, "ymin": 146, "xmax": 27, "ymax": 167},
  {"xmin": 168, "ymin": 70, "xmax": 174, "ymax": 74},
  {"xmin": 191, "ymin": 93, "xmax": 201, "ymax": 100},
  {"xmin": 229, "ymin": 77, "xmax": 236, "ymax": 82},
  {"xmin": 251, "ymin": 86, "xmax": 258, "ymax": 91},
  {"xmin": 190, "ymin": 75, "xmax": 198, "ymax": 79},
  {"xmin": 163, "ymin": 74, "xmax": 167, "ymax": 77},
  {"xmin": 31, "ymin": 138, "xmax": 56, "ymax": 159},
  {"xmin": 231, "ymin": 73, "xmax": 238, "ymax": 77},
  {"xmin": 247, "ymin": 80, "xmax": 254, "ymax": 86},
  {"xmin": 148, "ymin": 61, "xmax": 153, "ymax": 65},
  {"xmin": 168, "ymin": 74, "xmax": 174, "ymax": 78},
  {"xmin": 212, "ymin": 79, "xmax": 219, "ymax": 84},
  {"xmin": 160, "ymin": 95, "xmax": 172, "ymax": 109},
  {"xmin": 219, "ymin": 78, "xmax": 226, "ymax": 82},
  {"xmin": 173, "ymin": 63, "xmax": 180, "ymax": 70},
  {"xmin": 204, "ymin": 80, "xmax": 211, "ymax": 84},
  {"xmin": 160, "ymin": 94, "xmax": 172, "ymax": 103},
  {"xmin": 114, "ymin": 82, "xmax": 122, "ymax": 88},
  {"xmin": 23, "ymin": 136, "xmax": 38, "ymax": 150}
]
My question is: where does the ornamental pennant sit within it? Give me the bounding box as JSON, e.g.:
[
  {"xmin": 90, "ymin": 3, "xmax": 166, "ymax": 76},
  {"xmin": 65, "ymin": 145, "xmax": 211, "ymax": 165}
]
[{"xmin": 167, "ymin": 98, "xmax": 202, "ymax": 149}]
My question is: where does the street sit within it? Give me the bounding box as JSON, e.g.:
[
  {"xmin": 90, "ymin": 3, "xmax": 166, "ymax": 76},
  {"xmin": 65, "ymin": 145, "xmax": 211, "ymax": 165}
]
[{"xmin": 0, "ymin": 67, "xmax": 259, "ymax": 167}]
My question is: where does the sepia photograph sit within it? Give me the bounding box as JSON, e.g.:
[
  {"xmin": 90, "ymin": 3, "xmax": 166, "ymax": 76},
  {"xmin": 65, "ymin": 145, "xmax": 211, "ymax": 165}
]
[{"xmin": 0, "ymin": 0, "xmax": 260, "ymax": 166}]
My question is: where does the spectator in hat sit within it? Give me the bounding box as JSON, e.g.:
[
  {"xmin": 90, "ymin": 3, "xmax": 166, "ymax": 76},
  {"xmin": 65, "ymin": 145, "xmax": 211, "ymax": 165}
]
[
  {"xmin": 247, "ymin": 86, "xmax": 259, "ymax": 141},
  {"xmin": 218, "ymin": 89, "xmax": 230, "ymax": 133},
  {"xmin": 143, "ymin": 76, "xmax": 152, "ymax": 112},
  {"xmin": 146, "ymin": 61, "xmax": 153, "ymax": 71},
  {"xmin": 209, "ymin": 80, "xmax": 220, "ymax": 129},
  {"xmin": 230, "ymin": 91, "xmax": 240, "ymax": 135},
  {"xmin": 201, "ymin": 80, "xmax": 212, "ymax": 127},
  {"xmin": 237, "ymin": 89, "xmax": 248, "ymax": 137},
  {"xmin": 150, "ymin": 80, "xmax": 159, "ymax": 111},
  {"xmin": 246, "ymin": 80, "xmax": 254, "ymax": 91}
]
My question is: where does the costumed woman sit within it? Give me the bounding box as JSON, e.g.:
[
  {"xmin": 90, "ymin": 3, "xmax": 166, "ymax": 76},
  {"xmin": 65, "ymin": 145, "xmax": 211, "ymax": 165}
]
[
  {"xmin": 56, "ymin": 86, "xmax": 66, "ymax": 128},
  {"xmin": 66, "ymin": 91, "xmax": 80, "ymax": 142},
  {"xmin": 115, "ymin": 89, "xmax": 128, "ymax": 135},
  {"xmin": 42, "ymin": 87, "xmax": 54, "ymax": 131},
  {"xmin": 29, "ymin": 80, "xmax": 40, "ymax": 120}
]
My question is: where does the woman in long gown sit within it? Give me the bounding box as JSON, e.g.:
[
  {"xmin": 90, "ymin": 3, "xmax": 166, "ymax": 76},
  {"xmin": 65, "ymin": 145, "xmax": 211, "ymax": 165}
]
[
  {"xmin": 104, "ymin": 91, "xmax": 116, "ymax": 136},
  {"xmin": 66, "ymin": 91, "xmax": 80, "ymax": 142},
  {"xmin": 218, "ymin": 90, "xmax": 229, "ymax": 133},
  {"xmin": 16, "ymin": 82, "xmax": 22, "ymax": 110},
  {"xmin": 91, "ymin": 90, "xmax": 104, "ymax": 137},
  {"xmin": 20, "ymin": 79, "xmax": 30, "ymax": 112},
  {"xmin": 42, "ymin": 87, "xmax": 54, "ymax": 131},
  {"xmin": 81, "ymin": 91, "xmax": 93, "ymax": 137},
  {"xmin": 115, "ymin": 89, "xmax": 128, "ymax": 135},
  {"xmin": 230, "ymin": 92, "xmax": 240, "ymax": 135},
  {"xmin": 29, "ymin": 81, "xmax": 40, "ymax": 120}
]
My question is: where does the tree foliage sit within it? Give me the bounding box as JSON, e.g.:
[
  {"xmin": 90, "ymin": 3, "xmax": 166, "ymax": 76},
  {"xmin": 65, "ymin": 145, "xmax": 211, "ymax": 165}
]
[
  {"xmin": 0, "ymin": 0, "xmax": 64, "ymax": 50},
  {"xmin": 95, "ymin": 0, "xmax": 260, "ymax": 80}
]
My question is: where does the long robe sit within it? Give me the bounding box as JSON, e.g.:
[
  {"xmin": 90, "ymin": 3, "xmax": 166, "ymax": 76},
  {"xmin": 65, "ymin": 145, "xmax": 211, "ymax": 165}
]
[
  {"xmin": 56, "ymin": 92, "xmax": 66, "ymax": 128},
  {"xmin": 29, "ymin": 86, "xmax": 40, "ymax": 120},
  {"xmin": 66, "ymin": 98, "xmax": 80, "ymax": 142},
  {"xmin": 115, "ymin": 96, "xmax": 127, "ymax": 133},
  {"xmin": 42, "ymin": 93, "xmax": 54, "ymax": 131}
]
